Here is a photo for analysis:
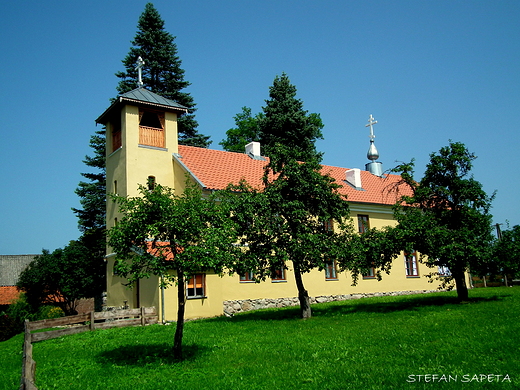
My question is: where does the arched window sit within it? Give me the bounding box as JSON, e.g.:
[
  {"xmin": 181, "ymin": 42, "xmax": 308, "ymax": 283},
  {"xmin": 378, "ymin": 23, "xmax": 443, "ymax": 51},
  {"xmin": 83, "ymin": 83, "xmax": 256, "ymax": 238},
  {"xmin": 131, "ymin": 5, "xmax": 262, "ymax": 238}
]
[{"xmin": 147, "ymin": 176, "xmax": 156, "ymax": 191}]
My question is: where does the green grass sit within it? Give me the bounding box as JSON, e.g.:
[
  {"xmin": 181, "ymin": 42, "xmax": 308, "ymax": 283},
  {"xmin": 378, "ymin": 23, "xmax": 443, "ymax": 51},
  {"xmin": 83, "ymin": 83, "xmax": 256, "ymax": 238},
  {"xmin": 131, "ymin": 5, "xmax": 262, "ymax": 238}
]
[{"xmin": 2, "ymin": 287, "xmax": 519, "ymax": 389}]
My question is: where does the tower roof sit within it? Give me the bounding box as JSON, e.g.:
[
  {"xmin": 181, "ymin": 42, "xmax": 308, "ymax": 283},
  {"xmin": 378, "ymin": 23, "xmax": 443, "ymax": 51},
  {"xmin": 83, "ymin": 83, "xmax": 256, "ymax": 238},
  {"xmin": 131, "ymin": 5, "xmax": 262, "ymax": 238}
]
[{"xmin": 96, "ymin": 88, "xmax": 188, "ymax": 125}]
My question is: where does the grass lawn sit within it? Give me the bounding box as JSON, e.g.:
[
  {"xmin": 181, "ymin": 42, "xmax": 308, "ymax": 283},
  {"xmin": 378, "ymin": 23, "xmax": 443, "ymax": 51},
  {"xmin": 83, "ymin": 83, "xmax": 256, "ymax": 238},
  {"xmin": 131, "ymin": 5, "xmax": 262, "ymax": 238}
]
[{"xmin": 1, "ymin": 287, "xmax": 519, "ymax": 389}]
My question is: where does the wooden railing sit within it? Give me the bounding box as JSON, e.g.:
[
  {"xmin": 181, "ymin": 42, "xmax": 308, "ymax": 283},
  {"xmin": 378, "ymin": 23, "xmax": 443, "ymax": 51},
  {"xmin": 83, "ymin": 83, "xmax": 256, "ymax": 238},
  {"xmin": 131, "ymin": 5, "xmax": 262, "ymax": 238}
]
[
  {"xmin": 139, "ymin": 126, "xmax": 165, "ymax": 148},
  {"xmin": 20, "ymin": 307, "xmax": 157, "ymax": 390}
]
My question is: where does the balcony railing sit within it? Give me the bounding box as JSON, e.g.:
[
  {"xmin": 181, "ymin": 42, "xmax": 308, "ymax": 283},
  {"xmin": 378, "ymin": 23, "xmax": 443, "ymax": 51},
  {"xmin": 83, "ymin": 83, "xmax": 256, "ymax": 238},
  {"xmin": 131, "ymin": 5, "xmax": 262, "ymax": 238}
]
[{"xmin": 139, "ymin": 126, "xmax": 165, "ymax": 148}]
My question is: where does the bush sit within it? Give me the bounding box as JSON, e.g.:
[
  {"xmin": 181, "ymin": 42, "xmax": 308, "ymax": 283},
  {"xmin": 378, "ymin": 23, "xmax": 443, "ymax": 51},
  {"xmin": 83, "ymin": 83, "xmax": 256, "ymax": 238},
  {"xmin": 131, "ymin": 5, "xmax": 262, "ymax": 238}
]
[
  {"xmin": 0, "ymin": 294, "xmax": 65, "ymax": 341},
  {"xmin": 37, "ymin": 305, "xmax": 64, "ymax": 320},
  {"xmin": 0, "ymin": 313, "xmax": 19, "ymax": 342}
]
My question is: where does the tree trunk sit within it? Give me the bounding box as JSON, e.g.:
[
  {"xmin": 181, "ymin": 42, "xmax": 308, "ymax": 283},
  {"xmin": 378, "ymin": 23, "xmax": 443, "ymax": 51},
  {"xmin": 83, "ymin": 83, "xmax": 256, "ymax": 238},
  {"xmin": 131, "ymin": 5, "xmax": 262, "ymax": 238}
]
[
  {"xmin": 94, "ymin": 292, "xmax": 103, "ymax": 312},
  {"xmin": 453, "ymin": 269, "xmax": 469, "ymax": 301},
  {"xmin": 173, "ymin": 271, "xmax": 186, "ymax": 360},
  {"xmin": 293, "ymin": 264, "xmax": 311, "ymax": 319}
]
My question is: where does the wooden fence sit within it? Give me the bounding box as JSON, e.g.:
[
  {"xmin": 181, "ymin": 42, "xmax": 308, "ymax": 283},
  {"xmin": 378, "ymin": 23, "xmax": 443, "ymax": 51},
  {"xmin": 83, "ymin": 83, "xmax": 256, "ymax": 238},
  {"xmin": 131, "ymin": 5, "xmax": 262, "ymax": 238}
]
[{"xmin": 20, "ymin": 307, "xmax": 157, "ymax": 390}]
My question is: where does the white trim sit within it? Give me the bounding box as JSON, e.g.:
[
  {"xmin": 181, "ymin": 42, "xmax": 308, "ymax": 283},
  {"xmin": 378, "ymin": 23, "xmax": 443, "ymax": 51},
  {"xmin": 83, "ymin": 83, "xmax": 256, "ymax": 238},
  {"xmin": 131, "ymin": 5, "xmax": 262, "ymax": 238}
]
[{"xmin": 172, "ymin": 153, "xmax": 207, "ymax": 188}]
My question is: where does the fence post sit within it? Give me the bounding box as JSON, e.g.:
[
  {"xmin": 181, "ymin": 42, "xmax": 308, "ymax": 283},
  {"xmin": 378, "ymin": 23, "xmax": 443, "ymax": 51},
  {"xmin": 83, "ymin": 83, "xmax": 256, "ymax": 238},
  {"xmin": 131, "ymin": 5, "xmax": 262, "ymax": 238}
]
[
  {"xmin": 20, "ymin": 319, "xmax": 37, "ymax": 390},
  {"xmin": 141, "ymin": 306, "xmax": 145, "ymax": 326},
  {"xmin": 90, "ymin": 311, "xmax": 95, "ymax": 331}
]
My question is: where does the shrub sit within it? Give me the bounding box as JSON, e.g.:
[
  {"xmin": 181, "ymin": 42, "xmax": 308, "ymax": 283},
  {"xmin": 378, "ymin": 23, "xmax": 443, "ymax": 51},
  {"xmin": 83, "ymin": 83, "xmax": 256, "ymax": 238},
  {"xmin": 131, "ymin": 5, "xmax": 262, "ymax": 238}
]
[
  {"xmin": 0, "ymin": 294, "xmax": 65, "ymax": 341},
  {"xmin": 38, "ymin": 305, "xmax": 65, "ymax": 320},
  {"xmin": 0, "ymin": 313, "xmax": 19, "ymax": 342}
]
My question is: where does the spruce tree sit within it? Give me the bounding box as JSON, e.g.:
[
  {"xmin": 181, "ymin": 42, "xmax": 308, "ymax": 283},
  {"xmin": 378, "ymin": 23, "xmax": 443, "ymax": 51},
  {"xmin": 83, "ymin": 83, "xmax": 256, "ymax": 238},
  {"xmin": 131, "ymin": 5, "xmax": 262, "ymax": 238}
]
[
  {"xmin": 259, "ymin": 73, "xmax": 323, "ymax": 162},
  {"xmin": 222, "ymin": 75, "xmax": 348, "ymax": 319},
  {"xmin": 72, "ymin": 129, "xmax": 107, "ymax": 311},
  {"xmin": 116, "ymin": 3, "xmax": 210, "ymax": 147},
  {"xmin": 73, "ymin": 130, "xmax": 105, "ymax": 233}
]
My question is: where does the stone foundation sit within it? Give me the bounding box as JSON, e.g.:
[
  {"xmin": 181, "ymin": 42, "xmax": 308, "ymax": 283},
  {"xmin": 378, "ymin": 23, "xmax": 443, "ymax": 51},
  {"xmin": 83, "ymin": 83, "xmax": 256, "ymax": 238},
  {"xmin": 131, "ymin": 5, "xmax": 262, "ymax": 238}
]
[{"xmin": 223, "ymin": 289, "xmax": 440, "ymax": 317}]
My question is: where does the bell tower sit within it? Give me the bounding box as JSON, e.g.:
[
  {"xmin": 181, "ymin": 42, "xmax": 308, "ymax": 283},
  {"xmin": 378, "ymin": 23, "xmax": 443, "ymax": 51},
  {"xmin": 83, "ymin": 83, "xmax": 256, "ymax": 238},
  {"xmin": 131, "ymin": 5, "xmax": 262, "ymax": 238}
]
[{"xmin": 96, "ymin": 81, "xmax": 188, "ymax": 232}]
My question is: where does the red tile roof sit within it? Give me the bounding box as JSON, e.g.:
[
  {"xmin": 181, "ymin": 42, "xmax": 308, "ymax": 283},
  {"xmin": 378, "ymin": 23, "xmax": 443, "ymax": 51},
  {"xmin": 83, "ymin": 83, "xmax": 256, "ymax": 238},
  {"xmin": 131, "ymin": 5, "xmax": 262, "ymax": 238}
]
[
  {"xmin": 144, "ymin": 241, "xmax": 179, "ymax": 261},
  {"xmin": 177, "ymin": 145, "xmax": 411, "ymax": 206},
  {"xmin": 0, "ymin": 286, "xmax": 20, "ymax": 305}
]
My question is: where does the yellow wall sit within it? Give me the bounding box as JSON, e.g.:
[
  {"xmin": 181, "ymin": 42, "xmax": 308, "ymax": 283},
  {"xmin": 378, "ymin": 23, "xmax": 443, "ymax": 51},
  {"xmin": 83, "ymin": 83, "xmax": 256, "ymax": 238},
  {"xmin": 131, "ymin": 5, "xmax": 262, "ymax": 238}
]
[
  {"xmin": 157, "ymin": 272, "xmax": 227, "ymax": 321},
  {"xmin": 219, "ymin": 257, "xmax": 444, "ymax": 302},
  {"xmin": 105, "ymin": 256, "xmax": 134, "ymax": 308}
]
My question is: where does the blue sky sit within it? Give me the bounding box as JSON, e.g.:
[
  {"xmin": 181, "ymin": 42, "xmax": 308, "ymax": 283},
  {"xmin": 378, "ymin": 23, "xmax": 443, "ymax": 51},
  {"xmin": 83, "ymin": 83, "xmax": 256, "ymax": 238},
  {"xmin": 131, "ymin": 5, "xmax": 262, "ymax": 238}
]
[{"xmin": 1, "ymin": 1, "xmax": 519, "ymax": 255}]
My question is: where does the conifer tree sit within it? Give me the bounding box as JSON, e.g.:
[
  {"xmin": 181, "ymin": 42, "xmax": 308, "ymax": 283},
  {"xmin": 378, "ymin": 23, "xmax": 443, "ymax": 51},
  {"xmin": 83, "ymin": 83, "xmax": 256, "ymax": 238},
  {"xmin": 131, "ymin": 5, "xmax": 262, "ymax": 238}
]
[
  {"xmin": 73, "ymin": 130, "xmax": 106, "ymax": 233},
  {"xmin": 259, "ymin": 73, "xmax": 323, "ymax": 162},
  {"xmin": 116, "ymin": 3, "xmax": 210, "ymax": 147},
  {"xmin": 222, "ymin": 75, "xmax": 344, "ymax": 319},
  {"xmin": 72, "ymin": 129, "xmax": 106, "ymax": 310}
]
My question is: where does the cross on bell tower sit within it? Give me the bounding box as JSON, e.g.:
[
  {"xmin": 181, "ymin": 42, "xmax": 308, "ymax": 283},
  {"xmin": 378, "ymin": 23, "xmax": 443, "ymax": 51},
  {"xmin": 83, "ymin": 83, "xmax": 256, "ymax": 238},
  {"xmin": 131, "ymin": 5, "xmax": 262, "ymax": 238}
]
[{"xmin": 136, "ymin": 56, "xmax": 145, "ymax": 88}]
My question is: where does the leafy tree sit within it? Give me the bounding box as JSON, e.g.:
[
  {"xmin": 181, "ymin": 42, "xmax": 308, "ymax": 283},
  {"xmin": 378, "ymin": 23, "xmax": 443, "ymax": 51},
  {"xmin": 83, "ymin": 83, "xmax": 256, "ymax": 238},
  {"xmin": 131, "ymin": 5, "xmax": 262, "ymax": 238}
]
[
  {"xmin": 72, "ymin": 129, "xmax": 107, "ymax": 310},
  {"xmin": 219, "ymin": 107, "xmax": 264, "ymax": 153},
  {"xmin": 116, "ymin": 2, "xmax": 210, "ymax": 148},
  {"xmin": 107, "ymin": 182, "xmax": 241, "ymax": 359},
  {"xmin": 341, "ymin": 226, "xmax": 406, "ymax": 286},
  {"xmin": 392, "ymin": 141, "xmax": 495, "ymax": 301},
  {"xmin": 224, "ymin": 144, "xmax": 351, "ymax": 319},
  {"xmin": 492, "ymin": 225, "xmax": 520, "ymax": 280},
  {"xmin": 17, "ymin": 241, "xmax": 100, "ymax": 316},
  {"xmin": 259, "ymin": 73, "xmax": 323, "ymax": 162}
]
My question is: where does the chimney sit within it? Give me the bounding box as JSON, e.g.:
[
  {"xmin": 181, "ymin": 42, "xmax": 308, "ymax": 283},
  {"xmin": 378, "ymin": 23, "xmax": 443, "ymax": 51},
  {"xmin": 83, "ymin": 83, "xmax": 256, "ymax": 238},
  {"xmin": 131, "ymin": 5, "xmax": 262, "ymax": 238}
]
[
  {"xmin": 245, "ymin": 142, "xmax": 264, "ymax": 160},
  {"xmin": 346, "ymin": 168, "xmax": 363, "ymax": 189}
]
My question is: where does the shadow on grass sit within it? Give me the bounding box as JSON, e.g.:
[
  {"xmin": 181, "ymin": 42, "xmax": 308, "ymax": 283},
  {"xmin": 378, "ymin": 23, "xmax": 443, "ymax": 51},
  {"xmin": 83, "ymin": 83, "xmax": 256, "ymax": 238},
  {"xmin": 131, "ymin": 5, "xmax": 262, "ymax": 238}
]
[
  {"xmin": 96, "ymin": 343, "xmax": 211, "ymax": 366},
  {"xmin": 206, "ymin": 293, "xmax": 509, "ymax": 323},
  {"xmin": 312, "ymin": 294, "xmax": 506, "ymax": 317}
]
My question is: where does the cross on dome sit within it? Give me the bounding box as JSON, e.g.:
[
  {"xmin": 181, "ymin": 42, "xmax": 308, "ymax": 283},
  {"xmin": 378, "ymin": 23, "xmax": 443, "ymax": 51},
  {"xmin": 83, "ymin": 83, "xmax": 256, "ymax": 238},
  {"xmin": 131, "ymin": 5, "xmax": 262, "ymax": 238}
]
[
  {"xmin": 365, "ymin": 114, "xmax": 379, "ymax": 162},
  {"xmin": 365, "ymin": 114, "xmax": 377, "ymax": 141}
]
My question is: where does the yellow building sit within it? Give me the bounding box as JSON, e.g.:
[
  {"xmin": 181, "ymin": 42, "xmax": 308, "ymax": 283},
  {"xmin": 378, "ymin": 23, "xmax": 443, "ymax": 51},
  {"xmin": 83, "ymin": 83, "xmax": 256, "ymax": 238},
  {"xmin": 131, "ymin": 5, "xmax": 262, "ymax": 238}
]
[{"xmin": 97, "ymin": 88, "xmax": 462, "ymax": 321}]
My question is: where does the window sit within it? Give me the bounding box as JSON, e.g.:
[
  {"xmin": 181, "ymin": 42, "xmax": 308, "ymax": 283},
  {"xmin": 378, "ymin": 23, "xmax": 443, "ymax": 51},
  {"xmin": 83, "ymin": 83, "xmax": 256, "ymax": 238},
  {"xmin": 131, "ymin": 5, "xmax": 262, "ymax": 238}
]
[
  {"xmin": 271, "ymin": 267, "xmax": 286, "ymax": 282},
  {"xmin": 325, "ymin": 260, "xmax": 337, "ymax": 280},
  {"xmin": 405, "ymin": 252, "xmax": 419, "ymax": 277},
  {"xmin": 239, "ymin": 271, "xmax": 255, "ymax": 282},
  {"xmin": 357, "ymin": 215, "xmax": 370, "ymax": 233},
  {"xmin": 147, "ymin": 176, "xmax": 156, "ymax": 191},
  {"xmin": 186, "ymin": 274, "xmax": 205, "ymax": 299},
  {"xmin": 140, "ymin": 111, "xmax": 163, "ymax": 128},
  {"xmin": 438, "ymin": 266, "xmax": 451, "ymax": 276},
  {"xmin": 139, "ymin": 110, "xmax": 165, "ymax": 148},
  {"xmin": 323, "ymin": 219, "xmax": 334, "ymax": 233},
  {"xmin": 362, "ymin": 266, "xmax": 376, "ymax": 279},
  {"xmin": 113, "ymin": 180, "xmax": 118, "ymax": 195},
  {"xmin": 112, "ymin": 126, "xmax": 122, "ymax": 151}
]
